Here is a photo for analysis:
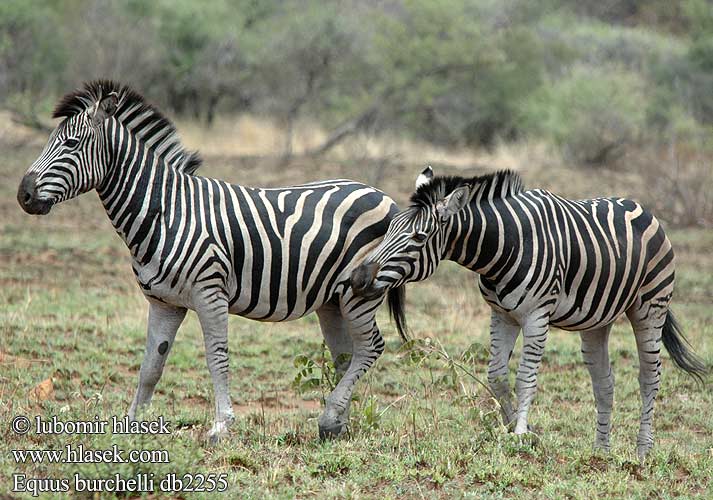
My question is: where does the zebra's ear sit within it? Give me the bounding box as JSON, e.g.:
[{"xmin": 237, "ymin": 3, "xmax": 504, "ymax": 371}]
[
  {"xmin": 91, "ymin": 92, "xmax": 119, "ymax": 126},
  {"xmin": 437, "ymin": 185, "xmax": 471, "ymax": 220},
  {"xmin": 415, "ymin": 166, "xmax": 434, "ymax": 189}
]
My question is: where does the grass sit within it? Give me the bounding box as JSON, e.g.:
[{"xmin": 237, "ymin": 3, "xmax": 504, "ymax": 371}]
[{"xmin": 1, "ymin": 136, "xmax": 712, "ymax": 499}]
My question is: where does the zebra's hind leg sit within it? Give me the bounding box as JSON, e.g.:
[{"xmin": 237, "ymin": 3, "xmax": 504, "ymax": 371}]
[
  {"xmin": 580, "ymin": 325, "xmax": 615, "ymax": 452},
  {"xmin": 318, "ymin": 295, "xmax": 384, "ymax": 439},
  {"xmin": 627, "ymin": 300, "xmax": 668, "ymax": 461},
  {"xmin": 128, "ymin": 301, "xmax": 187, "ymax": 420},
  {"xmin": 195, "ymin": 296, "xmax": 235, "ymax": 444},
  {"xmin": 513, "ymin": 315, "xmax": 550, "ymax": 435},
  {"xmin": 486, "ymin": 309, "xmax": 520, "ymax": 428}
]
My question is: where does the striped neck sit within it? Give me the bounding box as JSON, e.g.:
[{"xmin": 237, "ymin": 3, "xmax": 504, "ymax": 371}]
[
  {"xmin": 442, "ymin": 188, "xmax": 518, "ymax": 280},
  {"xmin": 95, "ymin": 122, "xmax": 180, "ymax": 264}
]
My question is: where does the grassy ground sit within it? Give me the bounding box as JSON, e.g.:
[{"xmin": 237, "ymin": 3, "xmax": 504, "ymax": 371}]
[{"xmin": 1, "ymin": 136, "xmax": 712, "ymax": 499}]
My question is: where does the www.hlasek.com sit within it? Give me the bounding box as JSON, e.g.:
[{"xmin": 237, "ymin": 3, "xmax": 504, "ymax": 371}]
[{"xmin": 10, "ymin": 415, "xmax": 228, "ymax": 496}]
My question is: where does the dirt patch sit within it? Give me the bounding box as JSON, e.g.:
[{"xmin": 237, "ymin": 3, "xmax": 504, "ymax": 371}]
[
  {"xmin": 621, "ymin": 460, "xmax": 645, "ymax": 481},
  {"xmin": 182, "ymin": 395, "xmax": 210, "ymax": 409},
  {"xmin": 584, "ymin": 455, "xmax": 609, "ymax": 473},
  {"xmin": 233, "ymin": 391, "xmax": 321, "ymax": 415},
  {"xmin": 0, "ymin": 350, "xmax": 51, "ymax": 369}
]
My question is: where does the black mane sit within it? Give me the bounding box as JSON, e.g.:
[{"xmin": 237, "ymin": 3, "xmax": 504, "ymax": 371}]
[
  {"xmin": 410, "ymin": 169, "xmax": 524, "ymax": 208},
  {"xmin": 53, "ymin": 80, "xmax": 201, "ymax": 174}
]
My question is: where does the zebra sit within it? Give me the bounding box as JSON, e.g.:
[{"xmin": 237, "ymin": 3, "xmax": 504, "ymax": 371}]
[
  {"xmin": 350, "ymin": 166, "xmax": 707, "ymax": 460},
  {"xmin": 17, "ymin": 80, "xmax": 407, "ymax": 441}
]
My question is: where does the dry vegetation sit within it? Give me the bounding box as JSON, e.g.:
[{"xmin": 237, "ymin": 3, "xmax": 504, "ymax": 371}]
[{"xmin": 1, "ymin": 116, "xmax": 712, "ymax": 498}]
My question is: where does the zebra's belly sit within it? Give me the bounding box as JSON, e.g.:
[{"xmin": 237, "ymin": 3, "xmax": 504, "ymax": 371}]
[
  {"xmin": 227, "ymin": 299, "xmax": 319, "ymax": 322},
  {"xmin": 480, "ymin": 276, "xmax": 636, "ymax": 332},
  {"xmin": 134, "ymin": 257, "xmax": 338, "ymax": 322},
  {"xmin": 138, "ymin": 280, "xmax": 324, "ymax": 322},
  {"xmin": 225, "ymin": 276, "xmax": 341, "ymax": 322},
  {"xmin": 549, "ymin": 288, "xmax": 636, "ymax": 331}
]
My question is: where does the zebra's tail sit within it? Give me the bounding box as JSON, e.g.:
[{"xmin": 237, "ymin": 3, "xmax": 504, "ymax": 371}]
[
  {"xmin": 387, "ymin": 286, "xmax": 409, "ymax": 342},
  {"xmin": 662, "ymin": 310, "xmax": 708, "ymax": 383}
]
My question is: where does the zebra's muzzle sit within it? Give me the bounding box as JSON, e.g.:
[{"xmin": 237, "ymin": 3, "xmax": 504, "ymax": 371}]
[
  {"xmin": 17, "ymin": 173, "xmax": 53, "ymax": 215},
  {"xmin": 350, "ymin": 262, "xmax": 383, "ymax": 298}
]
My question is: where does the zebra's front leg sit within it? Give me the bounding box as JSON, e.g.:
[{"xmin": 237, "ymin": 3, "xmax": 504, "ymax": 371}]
[
  {"xmin": 487, "ymin": 310, "xmax": 520, "ymax": 428},
  {"xmin": 514, "ymin": 317, "xmax": 550, "ymax": 435},
  {"xmin": 580, "ymin": 325, "xmax": 615, "ymax": 452},
  {"xmin": 317, "ymin": 301, "xmax": 354, "ymax": 377},
  {"xmin": 129, "ymin": 301, "xmax": 187, "ymax": 420},
  {"xmin": 318, "ymin": 298, "xmax": 384, "ymax": 439},
  {"xmin": 195, "ymin": 297, "xmax": 235, "ymax": 443},
  {"xmin": 316, "ymin": 302, "xmax": 354, "ymax": 426}
]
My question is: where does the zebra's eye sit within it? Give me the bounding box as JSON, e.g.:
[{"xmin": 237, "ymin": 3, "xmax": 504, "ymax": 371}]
[
  {"xmin": 412, "ymin": 231, "xmax": 428, "ymax": 244},
  {"xmin": 64, "ymin": 138, "xmax": 80, "ymax": 149}
]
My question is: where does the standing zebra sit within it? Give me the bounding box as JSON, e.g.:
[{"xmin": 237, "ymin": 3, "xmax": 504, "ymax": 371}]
[
  {"xmin": 17, "ymin": 80, "xmax": 407, "ymax": 441},
  {"xmin": 351, "ymin": 166, "xmax": 707, "ymax": 459}
]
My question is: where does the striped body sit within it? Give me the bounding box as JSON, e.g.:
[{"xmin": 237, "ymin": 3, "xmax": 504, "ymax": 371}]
[
  {"xmin": 353, "ymin": 168, "xmax": 705, "ymax": 459},
  {"xmin": 100, "ymin": 164, "xmax": 395, "ymax": 321}
]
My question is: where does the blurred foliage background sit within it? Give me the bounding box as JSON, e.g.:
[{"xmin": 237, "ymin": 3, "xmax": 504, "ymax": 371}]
[{"xmin": 1, "ymin": 0, "xmax": 712, "ymax": 225}]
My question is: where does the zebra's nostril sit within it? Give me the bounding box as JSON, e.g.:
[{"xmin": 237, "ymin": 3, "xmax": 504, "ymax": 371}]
[
  {"xmin": 17, "ymin": 173, "xmax": 49, "ymax": 214},
  {"xmin": 18, "ymin": 173, "xmax": 38, "ymax": 208},
  {"xmin": 351, "ymin": 265, "xmax": 371, "ymax": 292},
  {"xmin": 350, "ymin": 262, "xmax": 380, "ymax": 295}
]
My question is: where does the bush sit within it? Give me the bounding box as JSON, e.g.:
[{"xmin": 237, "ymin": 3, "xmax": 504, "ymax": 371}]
[
  {"xmin": 0, "ymin": 0, "xmax": 66, "ymax": 114},
  {"xmin": 633, "ymin": 112, "xmax": 713, "ymax": 227},
  {"xmin": 520, "ymin": 66, "xmax": 649, "ymax": 166}
]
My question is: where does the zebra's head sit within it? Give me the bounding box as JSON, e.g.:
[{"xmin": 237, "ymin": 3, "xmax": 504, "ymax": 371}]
[
  {"xmin": 17, "ymin": 84, "xmax": 120, "ymax": 215},
  {"xmin": 351, "ymin": 166, "xmax": 472, "ymax": 298}
]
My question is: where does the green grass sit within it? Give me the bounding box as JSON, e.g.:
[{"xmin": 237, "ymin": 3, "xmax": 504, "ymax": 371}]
[{"xmin": 1, "ymin": 145, "xmax": 711, "ymax": 498}]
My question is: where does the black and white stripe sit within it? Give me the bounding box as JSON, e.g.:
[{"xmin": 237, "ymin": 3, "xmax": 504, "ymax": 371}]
[
  {"xmin": 352, "ymin": 166, "xmax": 707, "ymax": 459},
  {"xmin": 18, "ymin": 80, "xmax": 406, "ymax": 441}
]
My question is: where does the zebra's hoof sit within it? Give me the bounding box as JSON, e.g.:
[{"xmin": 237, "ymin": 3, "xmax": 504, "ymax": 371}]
[
  {"xmin": 318, "ymin": 405, "xmax": 348, "ymax": 440},
  {"xmin": 512, "ymin": 423, "xmax": 538, "ymax": 435},
  {"xmin": 206, "ymin": 417, "xmax": 233, "ymax": 445},
  {"xmin": 518, "ymin": 432, "xmax": 541, "ymax": 446},
  {"xmin": 318, "ymin": 421, "xmax": 346, "ymax": 440},
  {"xmin": 207, "ymin": 432, "xmax": 223, "ymax": 446},
  {"xmin": 636, "ymin": 445, "xmax": 652, "ymax": 463},
  {"xmin": 593, "ymin": 441, "xmax": 611, "ymax": 454},
  {"xmin": 318, "ymin": 411, "xmax": 347, "ymax": 440}
]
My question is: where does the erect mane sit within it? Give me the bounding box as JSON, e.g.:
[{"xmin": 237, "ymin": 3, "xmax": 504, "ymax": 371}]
[
  {"xmin": 410, "ymin": 169, "xmax": 524, "ymax": 208},
  {"xmin": 53, "ymin": 80, "xmax": 201, "ymax": 175}
]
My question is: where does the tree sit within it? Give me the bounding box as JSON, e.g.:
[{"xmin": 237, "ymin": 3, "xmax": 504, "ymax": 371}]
[
  {"xmin": 0, "ymin": 0, "xmax": 66, "ymax": 126},
  {"xmin": 250, "ymin": 1, "xmax": 370, "ymax": 160}
]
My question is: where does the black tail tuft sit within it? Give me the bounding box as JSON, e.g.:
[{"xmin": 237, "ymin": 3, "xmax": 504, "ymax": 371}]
[
  {"xmin": 662, "ymin": 311, "xmax": 708, "ymax": 384},
  {"xmin": 387, "ymin": 286, "xmax": 409, "ymax": 343}
]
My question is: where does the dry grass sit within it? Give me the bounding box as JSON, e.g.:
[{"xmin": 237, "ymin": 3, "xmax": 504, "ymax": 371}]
[
  {"xmin": 177, "ymin": 114, "xmax": 528, "ymax": 170},
  {"xmin": 173, "ymin": 114, "xmax": 663, "ymax": 214},
  {"xmin": 1, "ymin": 114, "xmax": 711, "ymax": 498}
]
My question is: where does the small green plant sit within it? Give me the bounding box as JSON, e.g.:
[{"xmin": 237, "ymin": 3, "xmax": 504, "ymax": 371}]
[
  {"xmin": 292, "ymin": 353, "xmax": 322, "ymax": 392},
  {"xmin": 399, "ymin": 337, "xmax": 495, "ymax": 400},
  {"xmin": 292, "ymin": 343, "xmax": 343, "ymax": 396},
  {"xmin": 358, "ymin": 395, "xmax": 381, "ymax": 431}
]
